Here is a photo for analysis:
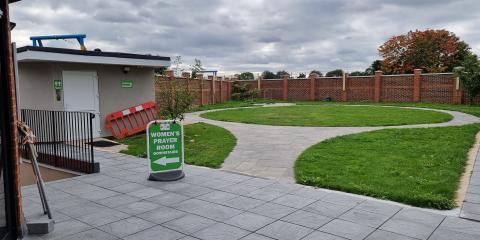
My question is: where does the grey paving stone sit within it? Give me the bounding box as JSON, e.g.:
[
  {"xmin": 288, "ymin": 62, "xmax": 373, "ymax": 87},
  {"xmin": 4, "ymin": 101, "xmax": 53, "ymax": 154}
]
[
  {"xmin": 99, "ymin": 217, "xmax": 155, "ymax": 238},
  {"xmin": 193, "ymin": 223, "xmax": 250, "ymax": 240},
  {"xmin": 249, "ymin": 202, "xmax": 296, "ymax": 219},
  {"xmin": 197, "ymin": 190, "xmax": 238, "ymax": 204},
  {"xmin": 264, "ymin": 182, "xmax": 303, "ymax": 193},
  {"xmin": 225, "ymin": 212, "xmax": 275, "ymax": 231},
  {"xmin": 76, "ymin": 208, "xmax": 130, "ymax": 227},
  {"xmin": 256, "ymin": 221, "xmax": 313, "ymax": 240},
  {"xmin": 380, "ymin": 209, "xmax": 445, "ymax": 240},
  {"xmin": 126, "ymin": 187, "xmax": 165, "ymax": 199},
  {"xmin": 302, "ymin": 201, "xmax": 352, "ymax": 218},
  {"xmin": 240, "ymin": 233, "xmax": 275, "ymax": 240},
  {"xmin": 219, "ymin": 183, "xmax": 260, "ymax": 196},
  {"xmin": 137, "ymin": 205, "xmax": 187, "ymax": 224},
  {"xmin": 462, "ymin": 202, "xmax": 480, "ymax": 216},
  {"xmin": 281, "ymin": 210, "xmax": 332, "ymax": 229},
  {"xmin": 59, "ymin": 202, "xmax": 111, "ymax": 218},
  {"xmin": 173, "ymin": 199, "xmax": 243, "ymax": 221},
  {"xmin": 111, "ymin": 183, "xmax": 148, "ymax": 194},
  {"xmin": 321, "ymin": 193, "xmax": 366, "ymax": 207},
  {"xmin": 429, "ymin": 228, "xmax": 480, "ymax": 240},
  {"xmin": 62, "ymin": 229, "xmax": 119, "ymax": 240},
  {"xmin": 76, "ymin": 189, "xmax": 119, "ymax": 201},
  {"xmin": 290, "ymin": 187, "xmax": 330, "ymax": 200},
  {"xmin": 115, "ymin": 200, "xmax": 160, "ymax": 215},
  {"xmin": 272, "ymin": 194, "xmax": 317, "ymax": 209},
  {"xmin": 96, "ymin": 194, "xmax": 141, "ymax": 208},
  {"xmin": 146, "ymin": 192, "xmax": 191, "ymax": 206},
  {"xmin": 438, "ymin": 216, "xmax": 480, "ymax": 236},
  {"xmin": 339, "ymin": 209, "xmax": 391, "ymax": 228},
  {"xmin": 162, "ymin": 214, "xmax": 217, "ymax": 235},
  {"xmin": 320, "ymin": 219, "xmax": 375, "ymax": 240},
  {"xmin": 365, "ymin": 230, "xmax": 415, "ymax": 240},
  {"xmin": 170, "ymin": 184, "xmax": 214, "ymax": 197},
  {"xmin": 123, "ymin": 225, "xmax": 185, "ymax": 240},
  {"xmin": 37, "ymin": 219, "xmax": 92, "ymax": 240},
  {"xmin": 222, "ymin": 196, "xmax": 266, "ymax": 211},
  {"xmin": 245, "ymin": 188, "xmax": 287, "ymax": 201},
  {"xmin": 465, "ymin": 193, "xmax": 480, "ymax": 204},
  {"xmin": 302, "ymin": 231, "xmax": 347, "ymax": 240},
  {"xmin": 354, "ymin": 200, "xmax": 402, "ymax": 216},
  {"xmin": 241, "ymin": 178, "xmax": 275, "ymax": 188}
]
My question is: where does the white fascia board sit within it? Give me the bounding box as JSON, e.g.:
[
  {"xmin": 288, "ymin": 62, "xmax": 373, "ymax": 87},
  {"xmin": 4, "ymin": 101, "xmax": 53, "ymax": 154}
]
[{"xmin": 17, "ymin": 50, "xmax": 170, "ymax": 67}]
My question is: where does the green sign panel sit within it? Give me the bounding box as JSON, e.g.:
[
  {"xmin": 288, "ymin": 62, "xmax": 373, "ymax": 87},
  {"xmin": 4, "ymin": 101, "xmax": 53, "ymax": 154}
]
[
  {"xmin": 147, "ymin": 121, "xmax": 184, "ymax": 173},
  {"xmin": 54, "ymin": 79, "xmax": 63, "ymax": 90},
  {"xmin": 121, "ymin": 80, "xmax": 133, "ymax": 88}
]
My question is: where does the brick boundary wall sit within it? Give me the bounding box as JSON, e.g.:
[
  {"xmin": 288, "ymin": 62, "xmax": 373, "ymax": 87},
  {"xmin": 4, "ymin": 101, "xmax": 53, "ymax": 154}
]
[
  {"xmin": 155, "ymin": 71, "xmax": 234, "ymax": 107},
  {"xmin": 248, "ymin": 70, "xmax": 464, "ymax": 104},
  {"xmin": 156, "ymin": 70, "xmax": 467, "ymax": 106}
]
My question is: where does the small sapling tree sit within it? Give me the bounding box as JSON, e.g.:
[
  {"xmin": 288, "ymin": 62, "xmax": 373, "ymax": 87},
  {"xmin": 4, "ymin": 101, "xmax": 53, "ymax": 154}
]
[{"xmin": 157, "ymin": 79, "xmax": 196, "ymax": 120}]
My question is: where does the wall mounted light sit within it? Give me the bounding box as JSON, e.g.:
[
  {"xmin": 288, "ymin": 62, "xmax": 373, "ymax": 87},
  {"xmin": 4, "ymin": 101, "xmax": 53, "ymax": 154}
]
[{"xmin": 123, "ymin": 66, "xmax": 131, "ymax": 74}]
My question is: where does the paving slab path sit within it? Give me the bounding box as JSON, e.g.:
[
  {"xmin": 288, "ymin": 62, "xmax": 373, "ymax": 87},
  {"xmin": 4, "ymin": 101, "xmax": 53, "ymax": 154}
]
[
  {"xmin": 23, "ymin": 151, "xmax": 480, "ymax": 239},
  {"xmin": 185, "ymin": 105, "xmax": 480, "ymax": 182}
]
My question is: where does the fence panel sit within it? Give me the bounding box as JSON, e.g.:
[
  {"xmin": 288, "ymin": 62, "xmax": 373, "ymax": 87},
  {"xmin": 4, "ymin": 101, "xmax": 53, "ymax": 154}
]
[
  {"xmin": 421, "ymin": 74, "xmax": 454, "ymax": 103},
  {"xmin": 21, "ymin": 109, "xmax": 97, "ymax": 174},
  {"xmin": 347, "ymin": 76, "xmax": 374, "ymax": 101},
  {"xmin": 288, "ymin": 79, "xmax": 310, "ymax": 101},
  {"xmin": 261, "ymin": 79, "xmax": 283, "ymax": 99},
  {"xmin": 316, "ymin": 77, "xmax": 343, "ymax": 101},
  {"xmin": 381, "ymin": 75, "xmax": 414, "ymax": 102}
]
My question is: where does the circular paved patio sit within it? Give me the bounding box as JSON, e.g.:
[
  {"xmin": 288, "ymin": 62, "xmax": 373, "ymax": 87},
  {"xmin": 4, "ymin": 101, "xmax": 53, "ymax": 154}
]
[{"xmin": 185, "ymin": 105, "xmax": 480, "ymax": 182}]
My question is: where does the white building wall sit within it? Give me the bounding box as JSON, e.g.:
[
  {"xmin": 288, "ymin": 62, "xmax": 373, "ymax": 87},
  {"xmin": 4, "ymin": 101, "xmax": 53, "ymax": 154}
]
[{"xmin": 18, "ymin": 62, "xmax": 155, "ymax": 137}]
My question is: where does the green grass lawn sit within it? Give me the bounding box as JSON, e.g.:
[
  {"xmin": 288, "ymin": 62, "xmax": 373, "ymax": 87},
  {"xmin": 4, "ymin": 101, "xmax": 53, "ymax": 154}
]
[
  {"xmin": 118, "ymin": 122, "xmax": 236, "ymax": 168},
  {"xmin": 201, "ymin": 105, "xmax": 453, "ymax": 127},
  {"xmin": 295, "ymin": 124, "xmax": 480, "ymax": 209}
]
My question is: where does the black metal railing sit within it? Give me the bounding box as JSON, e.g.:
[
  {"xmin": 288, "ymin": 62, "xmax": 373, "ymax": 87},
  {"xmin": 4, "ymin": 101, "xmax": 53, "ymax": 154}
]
[{"xmin": 21, "ymin": 109, "xmax": 99, "ymax": 173}]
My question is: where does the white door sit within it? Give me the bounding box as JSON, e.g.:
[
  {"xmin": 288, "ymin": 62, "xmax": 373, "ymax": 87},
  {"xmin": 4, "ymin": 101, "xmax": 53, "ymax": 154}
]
[{"xmin": 63, "ymin": 71, "xmax": 101, "ymax": 138}]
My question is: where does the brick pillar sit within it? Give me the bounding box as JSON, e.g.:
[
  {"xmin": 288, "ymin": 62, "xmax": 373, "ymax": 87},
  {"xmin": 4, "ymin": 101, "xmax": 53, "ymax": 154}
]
[
  {"xmin": 413, "ymin": 69, "xmax": 422, "ymax": 102},
  {"xmin": 374, "ymin": 71, "xmax": 382, "ymax": 102},
  {"xmin": 199, "ymin": 78, "xmax": 204, "ymax": 106},
  {"xmin": 341, "ymin": 73, "xmax": 348, "ymax": 101},
  {"xmin": 219, "ymin": 76, "xmax": 223, "ymax": 102},
  {"xmin": 453, "ymin": 74, "xmax": 463, "ymax": 104},
  {"xmin": 210, "ymin": 76, "xmax": 215, "ymax": 104},
  {"xmin": 309, "ymin": 74, "xmax": 317, "ymax": 100},
  {"xmin": 283, "ymin": 75, "xmax": 289, "ymax": 101}
]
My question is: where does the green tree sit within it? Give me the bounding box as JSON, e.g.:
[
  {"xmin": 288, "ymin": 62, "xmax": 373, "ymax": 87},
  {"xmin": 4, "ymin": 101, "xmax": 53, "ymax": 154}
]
[
  {"xmin": 456, "ymin": 54, "xmax": 480, "ymax": 104},
  {"xmin": 262, "ymin": 71, "xmax": 277, "ymax": 79},
  {"xmin": 326, "ymin": 69, "xmax": 344, "ymax": 77},
  {"xmin": 365, "ymin": 60, "xmax": 383, "ymax": 75},
  {"xmin": 379, "ymin": 29, "xmax": 472, "ymax": 73},
  {"xmin": 349, "ymin": 71, "xmax": 367, "ymax": 76},
  {"xmin": 191, "ymin": 58, "xmax": 204, "ymax": 78},
  {"xmin": 276, "ymin": 70, "xmax": 289, "ymax": 78},
  {"xmin": 297, "ymin": 73, "xmax": 306, "ymax": 78},
  {"xmin": 309, "ymin": 70, "xmax": 323, "ymax": 77},
  {"xmin": 157, "ymin": 80, "xmax": 196, "ymax": 120},
  {"xmin": 239, "ymin": 72, "xmax": 254, "ymax": 80}
]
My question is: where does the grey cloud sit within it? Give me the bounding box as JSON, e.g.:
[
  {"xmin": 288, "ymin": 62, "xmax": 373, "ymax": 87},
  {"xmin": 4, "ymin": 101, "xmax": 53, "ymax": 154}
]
[{"xmin": 9, "ymin": 0, "xmax": 480, "ymax": 74}]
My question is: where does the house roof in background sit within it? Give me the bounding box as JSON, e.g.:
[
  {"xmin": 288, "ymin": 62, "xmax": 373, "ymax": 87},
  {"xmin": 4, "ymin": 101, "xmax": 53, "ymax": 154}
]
[{"xmin": 17, "ymin": 46, "xmax": 170, "ymax": 67}]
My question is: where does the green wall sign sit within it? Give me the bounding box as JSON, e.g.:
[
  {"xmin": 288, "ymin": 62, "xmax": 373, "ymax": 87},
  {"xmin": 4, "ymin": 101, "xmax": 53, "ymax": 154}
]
[
  {"xmin": 121, "ymin": 80, "xmax": 133, "ymax": 88},
  {"xmin": 147, "ymin": 121, "xmax": 184, "ymax": 173},
  {"xmin": 54, "ymin": 79, "xmax": 63, "ymax": 90}
]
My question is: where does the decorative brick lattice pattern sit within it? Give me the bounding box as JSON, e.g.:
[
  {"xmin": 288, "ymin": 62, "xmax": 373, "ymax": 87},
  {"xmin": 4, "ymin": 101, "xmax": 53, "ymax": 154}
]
[
  {"xmin": 316, "ymin": 78, "xmax": 343, "ymax": 101},
  {"xmin": 261, "ymin": 80, "xmax": 284, "ymax": 99},
  {"xmin": 288, "ymin": 79, "xmax": 310, "ymax": 101},
  {"xmin": 421, "ymin": 74, "xmax": 454, "ymax": 103},
  {"xmin": 347, "ymin": 76, "xmax": 374, "ymax": 101},
  {"xmin": 381, "ymin": 75, "xmax": 414, "ymax": 102}
]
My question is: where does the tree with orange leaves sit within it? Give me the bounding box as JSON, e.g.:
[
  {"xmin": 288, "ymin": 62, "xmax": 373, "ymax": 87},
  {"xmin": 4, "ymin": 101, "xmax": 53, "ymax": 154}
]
[{"xmin": 379, "ymin": 29, "xmax": 471, "ymax": 74}]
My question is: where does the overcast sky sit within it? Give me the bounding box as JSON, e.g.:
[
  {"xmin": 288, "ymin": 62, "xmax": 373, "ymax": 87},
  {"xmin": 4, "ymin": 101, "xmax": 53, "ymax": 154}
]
[{"xmin": 10, "ymin": 0, "xmax": 480, "ymax": 76}]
